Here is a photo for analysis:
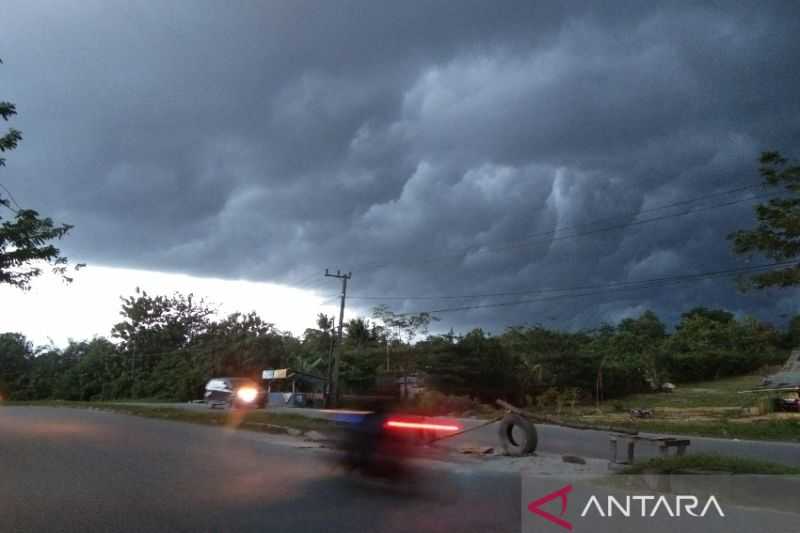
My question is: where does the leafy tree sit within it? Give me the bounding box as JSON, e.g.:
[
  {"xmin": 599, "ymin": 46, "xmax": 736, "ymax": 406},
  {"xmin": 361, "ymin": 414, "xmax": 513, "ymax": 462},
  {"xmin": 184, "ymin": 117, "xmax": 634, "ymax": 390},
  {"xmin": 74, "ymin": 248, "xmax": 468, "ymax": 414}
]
[
  {"xmin": 0, "ymin": 332, "xmax": 32, "ymax": 399},
  {"xmin": 422, "ymin": 328, "xmax": 515, "ymax": 402},
  {"xmin": 664, "ymin": 314, "xmax": 784, "ymax": 381},
  {"xmin": 681, "ymin": 306, "xmax": 734, "ymax": 325},
  {"xmin": 617, "ymin": 310, "xmax": 667, "ymax": 339},
  {"xmin": 338, "ymin": 317, "xmax": 384, "ymax": 393},
  {"xmin": 302, "ymin": 314, "xmax": 334, "ymax": 351},
  {"xmin": 300, "ymin": 313, "xmax": 335, "ymax": 377},
  {"xmin": 316, "ymin": 313, "xmax": 333, "ymax": 331},
  {"xmin": 0, "ymin": 58, "xmax": 77, "ymax": 289},
  {"xmin": 199, "ymin": 311, "xmax": 287, "ymax": 378},
  {"xmin": 111, "ymin": 289, "xmax": 216, "ymax": 397},
  {"xmin": 51, "ymin": 338, "xmax": 121, "ymax": 401},
  {"xmin": 371, "ymin": 305, "xmax": 439, "ymax": 376},
  {"xmin": 339, "ymin": 347, "xmax": 384, "ymax": 393},
  {"xmin": 499, "ymin": 325, "xmax": 592, "ymax": 403},
  {"xmin": 730, "ymin": 151, "xmax": 800, "ymax": 288},
  {"xmin": 288, "ymin": 352, "xmax": 324, "ymax": 374},
  {"xmin": 344, "ymin": 318, "xmax": 373, "ymax": 348},
  {"xmin": 20, "ymin": 346, "xmax": 65, "ymax": 399},
  {"xmin": 590, "ymin": 312, "xmax": 667, "ymax": 402},
  {"xmin": 112, "ymin": 289, "xmax": 214, "ymax": 355},
  {"xmin": 371, "ymin": 305, "xmax": 439, "ymax": 343}
]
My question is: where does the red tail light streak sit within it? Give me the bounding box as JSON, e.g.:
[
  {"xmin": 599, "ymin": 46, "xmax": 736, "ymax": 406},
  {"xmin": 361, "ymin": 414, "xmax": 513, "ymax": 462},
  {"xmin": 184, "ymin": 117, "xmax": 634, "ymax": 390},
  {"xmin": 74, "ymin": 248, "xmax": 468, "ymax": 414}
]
[{"xmin": 384, "ymin": 418, "xmax": 461, "ymax": 432}]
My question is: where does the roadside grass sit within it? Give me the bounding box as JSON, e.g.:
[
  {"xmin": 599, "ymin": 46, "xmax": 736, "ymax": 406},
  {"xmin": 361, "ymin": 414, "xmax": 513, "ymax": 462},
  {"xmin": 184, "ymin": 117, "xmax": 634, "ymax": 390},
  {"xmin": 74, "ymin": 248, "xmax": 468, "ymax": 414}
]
[
  {"xmin": 108, "ymin": 398, "xmax": 182, "ymax": 404},
  {"xmin": 395, "ymin": 373, "xmax": 800, "ymax": 442},
  {"xmin": 546, "ymin": 372, "xmax": 800, "ymax": 443},
  {"xmin": 623, "ymin": 453, "xmax": 800, "ymax": 475},
  {"xmin": 579, "ymin": 417, "xmax": 800, "ymax": 442},
  {"xmin": 603, "ymin": 374, "xmax": 767, "ymax": 410},
  {"xmin": 3, "ymin": 401, "xmax": 335, "ymax": 435}
]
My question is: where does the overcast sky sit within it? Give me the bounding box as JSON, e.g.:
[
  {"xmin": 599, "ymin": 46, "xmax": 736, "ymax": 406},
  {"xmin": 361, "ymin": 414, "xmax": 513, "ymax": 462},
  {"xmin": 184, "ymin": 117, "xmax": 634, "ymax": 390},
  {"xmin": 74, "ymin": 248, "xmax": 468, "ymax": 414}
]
[{"xmin": 1, "ymin": 1, "xmax": 799, "ymax": 345}]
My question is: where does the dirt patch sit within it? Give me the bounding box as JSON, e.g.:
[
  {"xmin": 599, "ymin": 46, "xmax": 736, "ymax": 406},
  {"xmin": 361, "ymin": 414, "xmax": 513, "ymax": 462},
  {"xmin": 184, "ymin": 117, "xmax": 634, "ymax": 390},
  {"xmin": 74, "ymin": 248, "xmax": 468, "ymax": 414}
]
[
  {"xmin": 475, "ymin": 452, "xmax": 608, "ymax": 476},
  {"xmin": 656, "ymin": 407, "xmax": 739, "ymax": 418},
  {"xmin": 580, "ymin": 406, "xmax": 742, "ymax": 423}
]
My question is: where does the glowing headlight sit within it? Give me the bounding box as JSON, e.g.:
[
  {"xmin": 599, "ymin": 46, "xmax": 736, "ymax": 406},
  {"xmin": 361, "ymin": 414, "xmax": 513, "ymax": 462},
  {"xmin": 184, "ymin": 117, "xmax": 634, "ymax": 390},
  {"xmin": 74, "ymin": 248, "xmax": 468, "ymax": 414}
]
[{"xmin": 236, "ymin": 387, "xmax": 258, "ymax": 403}]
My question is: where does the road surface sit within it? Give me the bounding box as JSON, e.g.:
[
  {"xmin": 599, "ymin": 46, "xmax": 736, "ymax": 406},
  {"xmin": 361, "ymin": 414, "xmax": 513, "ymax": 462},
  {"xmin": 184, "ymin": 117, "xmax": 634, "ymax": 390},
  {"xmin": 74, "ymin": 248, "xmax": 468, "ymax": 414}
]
[
  {"xmin": 127, "ymin": 402, "xmax": 800, "ymax": 467},
  {"xmin": 452, "ymin": 418, "xmax": 800, "ymax": 468},
  {"xmin": 0, "ymin": 406, "xmax": 520, "ymax": 533},
  {"xmin": 268, "ymin": 406, "xmax": 800, "ymax": 467}
]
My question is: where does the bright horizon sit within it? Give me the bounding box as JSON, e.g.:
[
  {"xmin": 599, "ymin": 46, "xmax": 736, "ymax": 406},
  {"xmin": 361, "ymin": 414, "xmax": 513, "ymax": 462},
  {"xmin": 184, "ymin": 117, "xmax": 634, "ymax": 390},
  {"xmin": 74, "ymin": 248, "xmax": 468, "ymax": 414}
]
[{"xmin": 0, "ymin": 265, "xmax": 344, "ymax": 348}]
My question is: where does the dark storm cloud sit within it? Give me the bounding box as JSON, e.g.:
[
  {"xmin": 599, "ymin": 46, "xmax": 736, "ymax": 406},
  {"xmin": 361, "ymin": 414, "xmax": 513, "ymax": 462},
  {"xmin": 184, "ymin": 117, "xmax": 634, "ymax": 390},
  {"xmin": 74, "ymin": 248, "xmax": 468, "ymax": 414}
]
[{"xmin": 2, "ymin": 1, "xmax": 799, "ymax": 332}]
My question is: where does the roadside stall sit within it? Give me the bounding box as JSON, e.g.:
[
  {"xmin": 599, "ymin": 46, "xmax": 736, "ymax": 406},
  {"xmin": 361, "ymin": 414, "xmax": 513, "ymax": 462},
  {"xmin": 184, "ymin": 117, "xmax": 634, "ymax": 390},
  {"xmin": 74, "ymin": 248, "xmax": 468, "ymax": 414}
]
[{"xmin": 261, "ymin": 368, "xmax": 327, "ymax": 408}]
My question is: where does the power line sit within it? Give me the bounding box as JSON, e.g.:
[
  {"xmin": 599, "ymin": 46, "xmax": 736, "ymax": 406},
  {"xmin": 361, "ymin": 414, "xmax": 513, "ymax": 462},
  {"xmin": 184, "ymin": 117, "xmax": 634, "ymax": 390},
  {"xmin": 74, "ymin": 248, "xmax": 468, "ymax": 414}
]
[
  {"xmin": 313, "ymin": 186, "xmax": 792, "ymax": 314},
  {"xmin": 519, "ymin": 183, "xmax": 761, "ymax": 241},
  {"xmin": 291, "ymin": 273, "xmax": 328, "ymax": 290},
  {"xmin": 517, "ymin": 192, "xmax": 775, "ymax": 247},
  {"xmin": 300, "ymin": 277, "xmax": 332, "ymax": 291},
  {"xmin": 281, "ymin": 184, "xmax": 770, "ymax": 293},
  {"xmin": 348, "ymin": 188, "xmax": 775, "ymax": 273},
  {"xmin": 319, "ymin": 296, "xmax": 341, "ymax": 306},
  {"xmin": 346, "ymin": 260, "xmax": 795, "ymax": 302},
  {"xmin": 0, "ymin": 200, "xmax": 16, "ymax": 214},
  {"xmin": 289, "ymin": 274, "xmax": 334, "ymax": 292},
  {"xmin": 325, "ymin": 190, "xmax": 776, "ymax": 289},
  {"xmin": 290, "ymin": 272, "xmax": 319, "ymax": 287},
  {"xmin": 494, "ymin": 192, "xmax": 774, "ymax": 251},
  {"xmin": 0, "ymin": 185, "xmax": 19, "ymax": 215},
  {"xmin": 392, "ymin": 261, "xmax": 797, "ymax": 316},
  {"xmin": 324, "ymin": 194, "xmax": 780, "ymax": 301},
  {"xmin": 0, "ymin": 183, "xmax": 22, "ymax": 211}
]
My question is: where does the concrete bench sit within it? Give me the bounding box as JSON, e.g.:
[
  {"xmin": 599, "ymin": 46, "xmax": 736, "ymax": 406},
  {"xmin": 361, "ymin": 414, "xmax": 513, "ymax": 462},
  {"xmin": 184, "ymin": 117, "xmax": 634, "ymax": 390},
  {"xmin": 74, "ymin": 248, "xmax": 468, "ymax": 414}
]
[{"xmin": 609, "ymin": 434, "xmax": 690, "ymax": 465}]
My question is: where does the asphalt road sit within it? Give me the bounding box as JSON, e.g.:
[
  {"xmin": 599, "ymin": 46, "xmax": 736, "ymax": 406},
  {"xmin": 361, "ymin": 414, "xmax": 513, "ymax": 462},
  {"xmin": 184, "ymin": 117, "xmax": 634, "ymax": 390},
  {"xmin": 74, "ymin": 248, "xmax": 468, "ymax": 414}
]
[
  {"xmin": 135, "ymin": 403, "xmax": 800, "ymax": 467},
  {"xmin": 452, "ymin": 419, "xmax": 800, "ymax": 467},
  {"xmin": 303, "ymin": 409, "xmax": 800, "ymax": 468},
  {"xmin": 0, "ymin": 407, "xmax": 520, "ymax": 533}
]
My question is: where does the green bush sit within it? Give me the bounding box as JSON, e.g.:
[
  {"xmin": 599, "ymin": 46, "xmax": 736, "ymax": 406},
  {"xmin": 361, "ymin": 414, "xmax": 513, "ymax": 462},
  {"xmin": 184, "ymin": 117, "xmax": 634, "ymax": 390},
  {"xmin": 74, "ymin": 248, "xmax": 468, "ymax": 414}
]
[
  {"xmin": 661, "ymin": 315, "xmax": 787, "ymax": 382},
  {"xmin": 412, "ymin": 390, "xmax": 486, "ymax": 416}
]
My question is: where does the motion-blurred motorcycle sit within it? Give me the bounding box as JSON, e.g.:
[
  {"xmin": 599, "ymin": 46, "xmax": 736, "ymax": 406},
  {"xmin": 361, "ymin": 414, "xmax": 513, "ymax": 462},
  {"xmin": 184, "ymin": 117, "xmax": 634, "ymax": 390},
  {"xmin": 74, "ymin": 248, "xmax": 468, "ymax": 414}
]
[{"xmin": 333, "ymin": 407, "xmax": 461, "ymax": 488}]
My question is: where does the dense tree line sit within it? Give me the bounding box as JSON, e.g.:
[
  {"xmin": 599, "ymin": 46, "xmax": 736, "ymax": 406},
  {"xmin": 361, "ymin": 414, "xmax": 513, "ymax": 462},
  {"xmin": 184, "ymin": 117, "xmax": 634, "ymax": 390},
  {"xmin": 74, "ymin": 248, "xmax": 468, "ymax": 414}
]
[
  {"xmin": 0, "ymin": 287, "xmax": 794, "ymax": 405},
  {"xmin": 417, "ymin": 309, "xmax": 791, "ymax": 405}
]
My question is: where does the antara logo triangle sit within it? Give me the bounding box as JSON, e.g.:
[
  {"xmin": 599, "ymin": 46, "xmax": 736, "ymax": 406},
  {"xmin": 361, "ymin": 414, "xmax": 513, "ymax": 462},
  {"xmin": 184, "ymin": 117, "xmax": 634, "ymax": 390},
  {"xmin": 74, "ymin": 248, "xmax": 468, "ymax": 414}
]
[{"xmin": 527, "ymin": 484, "xmax": 573, "ymax": 531}]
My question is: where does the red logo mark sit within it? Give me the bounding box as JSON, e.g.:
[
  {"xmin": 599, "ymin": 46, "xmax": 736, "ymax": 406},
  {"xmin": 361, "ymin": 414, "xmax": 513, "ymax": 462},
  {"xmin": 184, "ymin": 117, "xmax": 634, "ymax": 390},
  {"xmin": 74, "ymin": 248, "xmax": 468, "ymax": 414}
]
[{"xmin": 527, "ymin": 484, "xmax": 573, "ymax": 531}]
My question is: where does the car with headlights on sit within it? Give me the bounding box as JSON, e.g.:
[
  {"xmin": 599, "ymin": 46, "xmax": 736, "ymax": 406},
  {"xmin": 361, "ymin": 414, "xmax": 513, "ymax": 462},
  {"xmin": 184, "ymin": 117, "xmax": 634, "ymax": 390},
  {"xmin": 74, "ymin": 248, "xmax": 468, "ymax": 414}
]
[{"xmin": 204, "ymin": 377, "xmax": 266, "ymax": 409}]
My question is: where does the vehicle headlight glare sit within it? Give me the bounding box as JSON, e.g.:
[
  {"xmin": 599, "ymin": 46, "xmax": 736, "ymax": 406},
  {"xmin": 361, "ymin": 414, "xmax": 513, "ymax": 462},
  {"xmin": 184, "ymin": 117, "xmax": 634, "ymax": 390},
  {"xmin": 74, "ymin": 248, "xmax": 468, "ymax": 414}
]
[{"xmin": 236, "ymin": 387, "xmax": 258, "ymax": 403}]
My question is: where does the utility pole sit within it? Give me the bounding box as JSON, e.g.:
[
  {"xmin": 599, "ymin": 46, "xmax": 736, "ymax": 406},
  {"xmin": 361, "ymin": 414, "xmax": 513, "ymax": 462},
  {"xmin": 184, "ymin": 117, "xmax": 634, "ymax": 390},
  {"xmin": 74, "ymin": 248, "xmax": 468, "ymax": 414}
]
[
  {"xmin": 325, "ymin": 315, "xmax": 335, "ymax": 397},
  {"xmin": 324, "ymin": 269, "xmax": 351, "ymax": 407}
]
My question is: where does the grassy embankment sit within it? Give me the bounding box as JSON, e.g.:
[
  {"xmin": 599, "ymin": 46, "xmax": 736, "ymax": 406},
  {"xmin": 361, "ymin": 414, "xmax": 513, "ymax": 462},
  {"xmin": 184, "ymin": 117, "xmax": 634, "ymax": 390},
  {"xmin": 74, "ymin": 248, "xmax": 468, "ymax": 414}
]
[
  {"xmin": 5, "ymin": 372, "xmax": 799, "ymax": 442},
  {"xmin": 623, "ymin": 453, "xmax": 800, "ymax": 475},
  {"xmin": 2, "ymin": 400, "xmax": 335, "ymax": 436},
  {"xmin": 563, "ymin": 373, "xmax": 800, "ymax": 442},
  {"xmin": 414, "ymin": 373, "xmax": 800, "ymax": 442}
]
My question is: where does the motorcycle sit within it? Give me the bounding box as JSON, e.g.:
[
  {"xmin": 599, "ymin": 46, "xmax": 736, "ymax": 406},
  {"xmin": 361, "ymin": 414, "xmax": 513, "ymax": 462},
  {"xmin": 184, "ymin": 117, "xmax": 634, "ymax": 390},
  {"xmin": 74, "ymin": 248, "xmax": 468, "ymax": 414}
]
[
  {"xmin": 338, "ymin": 411, "xmax": 417, "ymax": 481},
  {"xmin": 333, "ymin": 409, "xmax": 463, "ymax": 498}
]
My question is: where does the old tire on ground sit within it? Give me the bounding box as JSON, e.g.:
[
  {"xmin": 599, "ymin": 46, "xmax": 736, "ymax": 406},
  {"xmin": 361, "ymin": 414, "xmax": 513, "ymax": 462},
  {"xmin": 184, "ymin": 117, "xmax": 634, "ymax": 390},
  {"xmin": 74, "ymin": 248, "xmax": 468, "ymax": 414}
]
[{"xmin": 498, "ymin": 414, "xmax": 537, "ymax": 456}]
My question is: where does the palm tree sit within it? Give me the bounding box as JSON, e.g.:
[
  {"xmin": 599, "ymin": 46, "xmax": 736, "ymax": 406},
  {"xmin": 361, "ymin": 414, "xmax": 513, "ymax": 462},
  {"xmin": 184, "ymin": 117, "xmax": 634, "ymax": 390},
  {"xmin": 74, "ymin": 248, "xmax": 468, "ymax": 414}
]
[{"xmin": 289, "ymin": 353, "xmax": 323, "ymax": 374}]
